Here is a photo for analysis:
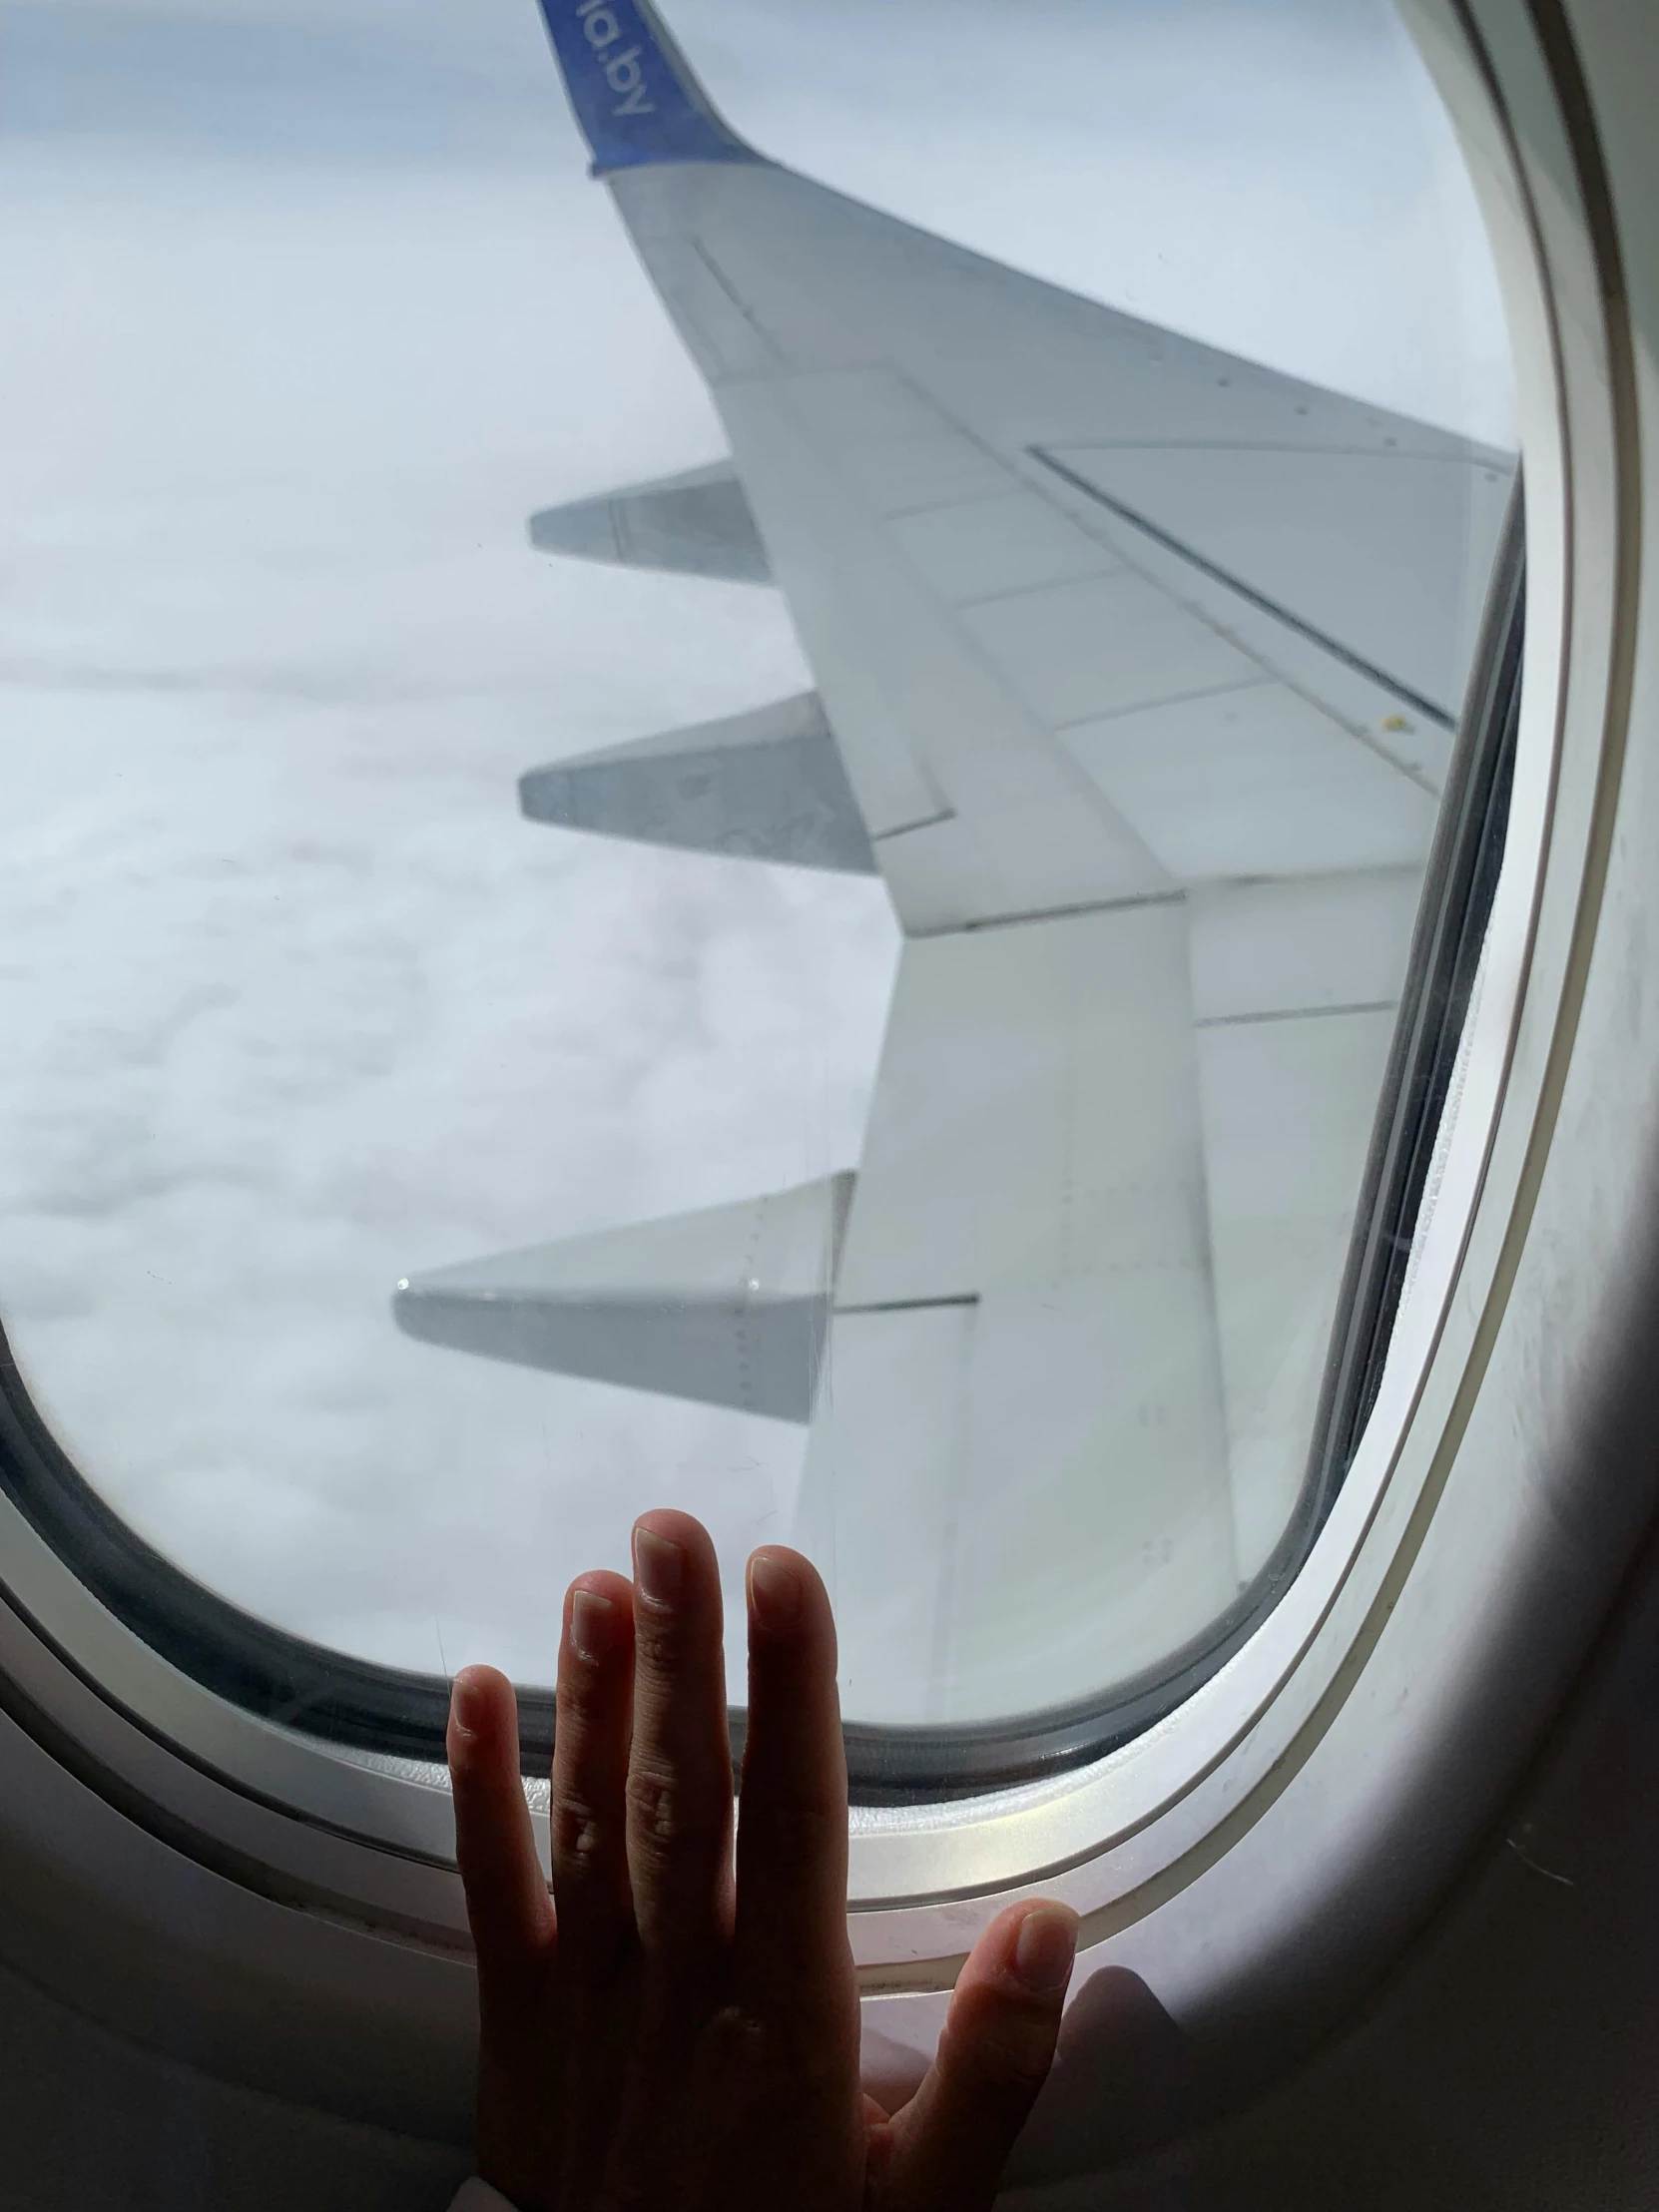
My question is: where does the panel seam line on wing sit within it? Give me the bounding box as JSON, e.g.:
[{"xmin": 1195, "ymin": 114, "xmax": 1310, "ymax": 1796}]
[
  {"xmin": 1027, "ymin": 444, "xmax": 1457, "ymax": 733},
  {"xmin": 1193, "ymin": 998, "xmax": 1400, "ymax": 1029},
  {"xmin": 833, "ymin": 1295, "xmax": 980, "ymax": 1317},
  {"xmin": 870, "ymin": 810, "xmax": 956, "ymax": 841},
  {"xmin": 910, "ymin": 890, "xmax": 1187, "ymax": 938}
]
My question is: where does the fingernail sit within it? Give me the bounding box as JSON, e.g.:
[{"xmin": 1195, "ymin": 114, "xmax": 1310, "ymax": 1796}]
[
  {"xmin": 634, "ymin": 1525, "xmax": 684, "ymax": 1606},
  {"xmin": 1014, "ymin": 1906, "xmax": 1078, "ymax": 1993},
  {"xmin": 569, "ymin": 1587, "xmax": 614, "ymax": 1665},
  {"xmin": 749, "ymin": 1551, "xmax": 802, "ymax": 1631},
  {"xmin": 450, "ymin": 1671, "xmax": 488, "ymax": 1737}
]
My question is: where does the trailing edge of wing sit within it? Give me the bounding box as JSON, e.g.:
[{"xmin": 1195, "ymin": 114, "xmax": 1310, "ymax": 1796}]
[{"xmin": 533, "ymin": 0, "xmax": 761, "ymax": 175}]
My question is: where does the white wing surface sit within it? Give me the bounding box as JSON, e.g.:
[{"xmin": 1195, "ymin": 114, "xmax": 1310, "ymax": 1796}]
[{"xmin": 396, "ymin": 0, "xmax": 1516, "ymax": 1724}]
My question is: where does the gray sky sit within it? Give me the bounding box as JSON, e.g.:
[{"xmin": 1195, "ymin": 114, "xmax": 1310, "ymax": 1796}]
[{"xmin": 0, "ymin": 0, "xmax": 1512, "ymax": 1699}]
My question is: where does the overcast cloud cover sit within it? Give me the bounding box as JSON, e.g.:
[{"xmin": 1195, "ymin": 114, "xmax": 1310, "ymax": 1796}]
[{"xmin": 0, "ymin": 0, "xmax": 1512, "ymax": 1694}]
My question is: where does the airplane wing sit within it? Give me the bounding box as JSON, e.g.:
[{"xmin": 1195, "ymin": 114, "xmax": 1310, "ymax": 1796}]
[{"xmin": 395, "ymin": 0, "xmax": 1516, "ymax": 1725}]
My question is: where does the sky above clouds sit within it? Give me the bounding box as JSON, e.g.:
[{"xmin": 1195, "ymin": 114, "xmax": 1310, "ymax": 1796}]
[{"xmin": 0, "ymin": 0, "xmax": 1513, "ymax": 1702}]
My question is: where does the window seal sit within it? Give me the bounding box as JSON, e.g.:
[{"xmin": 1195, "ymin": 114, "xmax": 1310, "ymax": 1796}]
[{"xmin": 1302, "ymin": 476, "xmax": 1525, "ymax": 1538}]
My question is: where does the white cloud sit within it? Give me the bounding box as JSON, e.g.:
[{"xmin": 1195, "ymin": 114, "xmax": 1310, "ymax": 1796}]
[{"xmin": 0, "ymin": 149, "xmax": 896, "ymax": 1684}]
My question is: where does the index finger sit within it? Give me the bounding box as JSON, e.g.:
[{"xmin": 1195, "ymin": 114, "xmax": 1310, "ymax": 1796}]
[
  {"xmin": 447, "ymin": 1665, "xmax": 555, "ymax": 2003},
  {"xmin": 731, "ymin": 1546, "xmax": 855, "ymax": 2028}
]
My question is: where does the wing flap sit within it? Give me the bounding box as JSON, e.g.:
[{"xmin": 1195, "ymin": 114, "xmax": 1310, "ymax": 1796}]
[
  {"xmin": 811, "ymin": 1277, "xmax": 1240, "ymax": 1724},
  {"xmin": 1188, "ymin": 872, "xmax": 1421, "ymax": 1023},
  {"xmin": 1041, "ymin": 441, "xmax": 1513, "ymax": 726},
  {"xmin": 1060, "ymin": 683, "xmax": 1439, "ymax": 882},
  {"xmin": 831, "ymin": 904, "xmax": 1210, "ymax": 1306},
  {"xmin": 955, "ymin": 568, "xmax": 1261, "ymax": 728},
  {"xmin": 803, "ymin": 905, "xmax": 1236, "ymax": 1720},
  {"xmin": 884, "ymin": 489, "xmax": 1120, "ymax": 605}
]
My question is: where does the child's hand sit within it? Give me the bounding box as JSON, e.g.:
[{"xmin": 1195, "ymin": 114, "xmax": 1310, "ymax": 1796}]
[{"xmin": 447, "ymin": 1508, "xmax": 1076, "ymax": 2211}]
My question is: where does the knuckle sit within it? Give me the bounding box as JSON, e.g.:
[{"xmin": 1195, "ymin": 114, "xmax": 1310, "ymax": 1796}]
[
  {"xmin": 626, "ymin": 1754, "xmax": 725, "ymax": 1861},
  {"xmin": 700, "ymin": 2005, "xmax": 838, "ymax": 2115},
  {"xmin": 550, "ymin": 1789, "xmax": 607, "ymax": 1869},
  {"xmin": 626, "ymin": 1762, "xmax": 682, "ymax": 1851},
  {"xmin": 557, "ymin": 1652, "xmax": 611, "ymax": 1720},
  {"xmin": 705, "ymin": 2002, "xmax": 769, "ymax": 2080},
  {"xmin": 632, "ymin": 1615, "xmax": 685, "ymax": 1678},
  {"xmin": 778, "ymin": 2017, "xmax": 847, "ymax": 2098},
  {"xmin": 742, "ymin": 1788, "xmax": 838, "ymax": 1862},
  {"xmin": 627, "ymin": 1776, "xmax": 722, "ymax": 1906}
]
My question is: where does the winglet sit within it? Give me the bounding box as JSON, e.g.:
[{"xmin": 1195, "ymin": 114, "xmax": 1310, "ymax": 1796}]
[{"xmin": 533, "ymin": 0, "xmax": 760, "ymax": 174}]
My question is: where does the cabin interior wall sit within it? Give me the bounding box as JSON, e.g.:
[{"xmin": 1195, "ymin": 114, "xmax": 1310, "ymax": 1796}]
[
  {"xmin": 0, "ymin": 1946, "xmax": 468, "ymax": 2212},
  {"xmin": 1017, "ymin": 1485, "xmax": 1659, "ymax": 2209},
  {"xmin": 4, "ymin": 1497, "xmax": 1659, "ymax": 2210}
]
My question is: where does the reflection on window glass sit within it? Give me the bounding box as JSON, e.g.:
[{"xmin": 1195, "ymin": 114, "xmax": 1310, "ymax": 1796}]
[{"xmin": 0, "ymin": 0, "xmax": 1514, "ymax": 1732}]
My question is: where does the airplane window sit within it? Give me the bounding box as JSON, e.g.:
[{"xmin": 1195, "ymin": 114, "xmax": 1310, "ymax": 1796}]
[{"xmin": 0, "ymin": 0, "xmax": 1516, "ymax": 1797}]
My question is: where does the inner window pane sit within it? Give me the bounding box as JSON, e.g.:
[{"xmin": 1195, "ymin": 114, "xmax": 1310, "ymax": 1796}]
[{"xmin": 0, "ymin": 0, "xmax": 1514, "ymax": 1737}]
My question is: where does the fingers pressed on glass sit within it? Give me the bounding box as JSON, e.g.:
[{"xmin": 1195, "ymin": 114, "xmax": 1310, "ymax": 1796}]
[
  {"xmin": 624, "ymin": 1509, "xmax": 735, "ymax": 1975},
  {"xmin": 447, "ymin": 1664, "xmax": 554, "ymax": 1989},
  {"xmin": 882, "ymin": 1899, "xmax": 1077, "ymax": 2212},
  {"xmin": 549, "ymin": 1567, "xmax": 637, "ymax": 1968},
  {"xmin": 732, "ymin": 1545, "xmax": 854, "ymax": 2028}
]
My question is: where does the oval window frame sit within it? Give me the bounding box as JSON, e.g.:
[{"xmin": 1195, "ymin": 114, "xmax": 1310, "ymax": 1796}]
[{"xmin": 0, "ymin": 0, "xmax": 1647, "ymax": 2159}]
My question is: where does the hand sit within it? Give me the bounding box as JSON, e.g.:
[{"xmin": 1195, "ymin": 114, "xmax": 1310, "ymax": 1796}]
[{"xmin": 446, "ymin": 1508, "xmax": 1078, "ymax": 2211}]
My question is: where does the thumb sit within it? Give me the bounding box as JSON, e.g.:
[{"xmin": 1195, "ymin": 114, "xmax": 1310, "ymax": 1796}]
[{"xmin": 877, "ymin": 1901, "xmax": 1077, "ymax": 2212}]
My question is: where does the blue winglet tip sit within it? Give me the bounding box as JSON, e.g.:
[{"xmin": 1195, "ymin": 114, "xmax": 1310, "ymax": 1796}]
[{"xmin": 534, "ymin": 0, "xmax": 759, "ymax": 174}]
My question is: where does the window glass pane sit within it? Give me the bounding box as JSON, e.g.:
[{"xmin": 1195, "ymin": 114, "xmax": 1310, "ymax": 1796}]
[{"xmin": 0, "ymin": 0, "xmax": 1514, "ymax": 1741}]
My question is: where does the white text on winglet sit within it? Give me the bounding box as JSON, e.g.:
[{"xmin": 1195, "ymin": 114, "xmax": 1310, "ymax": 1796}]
[{"xmin": 577, "ymin": 0, "xmax": 657, "ymax": 118}]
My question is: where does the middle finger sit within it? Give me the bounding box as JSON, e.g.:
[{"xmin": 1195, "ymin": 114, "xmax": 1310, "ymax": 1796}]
[
  {"xmin": 550, "ymin": 1566, "xmax": 637, "ymax": 1969},
  {"xmin": 625, "ymin": 1510, "xmax": 735, "ymax": 1991}
]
